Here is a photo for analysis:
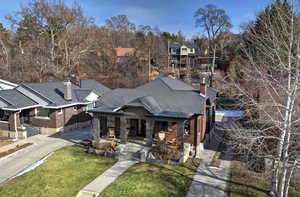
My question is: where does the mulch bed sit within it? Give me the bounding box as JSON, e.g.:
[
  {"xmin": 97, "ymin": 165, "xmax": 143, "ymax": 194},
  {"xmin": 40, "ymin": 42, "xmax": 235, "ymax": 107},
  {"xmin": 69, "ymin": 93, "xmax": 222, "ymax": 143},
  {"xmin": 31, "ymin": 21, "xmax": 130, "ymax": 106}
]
[{"xmin": 0, "ymin": 143, "xmax": 33, "ymax": 158}]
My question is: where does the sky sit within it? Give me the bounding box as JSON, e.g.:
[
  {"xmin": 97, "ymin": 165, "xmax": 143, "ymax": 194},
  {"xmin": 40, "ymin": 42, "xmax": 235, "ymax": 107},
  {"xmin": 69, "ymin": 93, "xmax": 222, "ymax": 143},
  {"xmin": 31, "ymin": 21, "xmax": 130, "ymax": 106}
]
[{"xmin": 0, "ymin": 0, "xmax": 271, "ymax": 38}]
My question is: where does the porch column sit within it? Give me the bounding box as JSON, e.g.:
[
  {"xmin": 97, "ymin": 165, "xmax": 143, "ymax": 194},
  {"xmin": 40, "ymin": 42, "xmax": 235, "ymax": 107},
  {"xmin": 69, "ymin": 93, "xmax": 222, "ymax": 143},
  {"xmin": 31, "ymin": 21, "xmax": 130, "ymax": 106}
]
[
  {"xmin": 138, "ymin": 119, "xmax": 142, "ymax": 135},
  {"xmin": 177, "ymin": 120, "xmax": 191, "ymax": 163},
  {"xmin": 167, "ymin": 121, "xmax": 173, "ymax": 132},
  {"xmin": 120, "ymin": 116, "xmax": 128, "ymax": 144},
  {"xmin": 146, "ymin": 119, "xmax": 154, "ymax": 146},
  {"xmin": 92, "ymin": 116, "xmax": 101, "ymax": 143},
  {"xmin": 9, "ymin": 112, "xmax": 21, "ymax": 139},
  {"xmin": 176, "ymin": 121, "xmax": 184, "ymax": 145}
]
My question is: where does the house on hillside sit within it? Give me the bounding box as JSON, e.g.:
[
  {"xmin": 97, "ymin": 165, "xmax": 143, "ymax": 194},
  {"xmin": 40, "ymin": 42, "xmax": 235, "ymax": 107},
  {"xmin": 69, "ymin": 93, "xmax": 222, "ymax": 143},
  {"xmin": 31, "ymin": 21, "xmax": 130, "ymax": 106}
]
[
  {"xmin": 0, "ymin": 79, "xmax": 17, "ymax": 90},
  {"xmin": 90, "ymin": 76, "xmax": 217, "ymax": 162},
  {"xmin": 169, "ymin": 42, "xmax": 197, "ymax": 70},
  {"xmin": 0, "ymin": 78, "xmax": 110, "ymax": 138},
  {"xmin": 115, "ymin": 48, "xmax": 136, "ymax": 63}
]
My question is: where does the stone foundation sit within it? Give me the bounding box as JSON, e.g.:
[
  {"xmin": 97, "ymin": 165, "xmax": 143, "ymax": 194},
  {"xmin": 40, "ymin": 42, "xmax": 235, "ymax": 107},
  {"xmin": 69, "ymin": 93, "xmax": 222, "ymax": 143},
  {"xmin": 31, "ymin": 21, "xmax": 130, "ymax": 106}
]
[
  {"xmin": 195, "ymin": 143, "xmax": 204, "ymax": 158},
  {"xmin": 0, "ymin": 129, "xmax": 27, "ymax": 139},
  {"xmin": 180, "ymin": 143, "xmax": 191, "ymax": 163},
  {"xmin": 0, "ymin": 129, "xmax": 10, "ymax": 137},
  {"xmin": 9, "ymin": 131, "xmax": 27, "ymax": 139},
  {"xmin": 40, "ymin": 127, "xmax": 62, "ymax": 135}
]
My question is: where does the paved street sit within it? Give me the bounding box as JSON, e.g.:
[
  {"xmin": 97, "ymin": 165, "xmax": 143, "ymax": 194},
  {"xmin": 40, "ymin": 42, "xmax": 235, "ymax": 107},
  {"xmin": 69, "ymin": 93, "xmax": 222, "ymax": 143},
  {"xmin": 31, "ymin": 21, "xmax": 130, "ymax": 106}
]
[{"xmin": 0, "ymin": 129, "xmax": 92, "ymax": 184}]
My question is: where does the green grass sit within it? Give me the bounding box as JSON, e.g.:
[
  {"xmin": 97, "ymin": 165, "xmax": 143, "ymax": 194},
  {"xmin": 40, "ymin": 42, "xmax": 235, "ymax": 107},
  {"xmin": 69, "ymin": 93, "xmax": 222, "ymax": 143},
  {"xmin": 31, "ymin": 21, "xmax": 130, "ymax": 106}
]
[
  {"xmin": 0, "ymin": 146, "xmax": 117, "ymax": 197},
  {"xmin": 100, "ymin": 161, "xmax": 197, "ymax": 197},
  {"xmin": 228, "ymin": 163, "xmax": 300, "ymax": 197}
]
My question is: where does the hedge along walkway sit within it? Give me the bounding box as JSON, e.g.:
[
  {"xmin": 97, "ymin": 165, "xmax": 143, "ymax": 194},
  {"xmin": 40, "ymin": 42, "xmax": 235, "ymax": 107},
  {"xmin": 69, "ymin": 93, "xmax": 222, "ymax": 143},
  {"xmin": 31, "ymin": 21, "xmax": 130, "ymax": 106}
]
[{"xmin": 0, "ymin": 146, "xmax": 117, "ymax": 197}]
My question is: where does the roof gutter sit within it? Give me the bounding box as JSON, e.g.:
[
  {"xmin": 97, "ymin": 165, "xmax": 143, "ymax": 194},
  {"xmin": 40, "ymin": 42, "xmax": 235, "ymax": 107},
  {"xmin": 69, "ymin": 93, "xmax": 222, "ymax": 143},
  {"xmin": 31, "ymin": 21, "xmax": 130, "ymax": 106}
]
[
  {"xmin": 2, "ymin": 101, "xmax": 93, "ymax": 111},
  {"xmin": 44, "ymin": 102, "xmax": 91, "ymax": 109},
  {"xmin": 2, "ymin": 104, "xmax": 43, "ymax": 111}
]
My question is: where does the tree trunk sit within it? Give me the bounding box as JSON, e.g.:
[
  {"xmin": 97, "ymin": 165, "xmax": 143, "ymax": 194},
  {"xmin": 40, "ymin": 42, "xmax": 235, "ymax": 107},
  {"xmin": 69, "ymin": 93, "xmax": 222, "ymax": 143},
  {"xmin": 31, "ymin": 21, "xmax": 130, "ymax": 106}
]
[
  {"xmin": 283, "ymin": 161, "xmax": 297, "ymax": 197},
  {"xmin": 210, "ymin": 44, "xmax": 217, "ymax": 87}
]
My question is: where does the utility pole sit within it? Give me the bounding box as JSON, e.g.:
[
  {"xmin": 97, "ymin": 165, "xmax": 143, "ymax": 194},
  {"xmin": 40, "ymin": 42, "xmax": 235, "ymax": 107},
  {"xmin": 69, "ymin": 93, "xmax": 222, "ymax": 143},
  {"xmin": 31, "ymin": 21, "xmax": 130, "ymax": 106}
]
[
  {"xmin": 167, "ymin": 39, "xmax": 170, "ymax": 71},
  {"xmin": 148, "ymin": 48, "xmax": 151, "ymax": 82}
]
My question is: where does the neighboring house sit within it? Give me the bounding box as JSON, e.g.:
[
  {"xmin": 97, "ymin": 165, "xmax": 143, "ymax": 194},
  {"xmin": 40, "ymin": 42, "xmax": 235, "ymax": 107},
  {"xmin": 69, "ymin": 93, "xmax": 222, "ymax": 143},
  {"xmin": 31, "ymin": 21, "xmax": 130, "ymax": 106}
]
[
  {"xmin": 0, "ymin": 79, "xmax": 17, "ymax": 90},
  {"xmin": 90, "ymin": 76, "xmax": 217, "ymax": 162},
  {"xmin": 169, "ymin": 42, "xmax": 197, "ymax": 71},
  {"xmin": 0, "ymin": 79, "xmax": 110, "ymax": 138},
  {"xmin": 115, "ymin": 48, "xmax": 136, "ymax": 63}
]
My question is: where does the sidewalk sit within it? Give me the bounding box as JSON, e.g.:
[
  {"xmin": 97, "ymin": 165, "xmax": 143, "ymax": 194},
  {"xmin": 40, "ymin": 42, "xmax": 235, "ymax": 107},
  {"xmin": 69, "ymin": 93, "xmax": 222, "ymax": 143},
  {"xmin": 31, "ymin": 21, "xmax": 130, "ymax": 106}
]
[
  {"xmin": 77, "ymin": 142, "xmax": 143, "ymax": 197},
  {"xmin": 186, "ymin": 160, "xmax": 230, "ymax": 197},
  {"xmin": 186, "ymin": 122, "xmax": 232, "ymax": 197},
  {"xmin": 77, "ymin": 160, "xmax": 138, "ymax": 197}
]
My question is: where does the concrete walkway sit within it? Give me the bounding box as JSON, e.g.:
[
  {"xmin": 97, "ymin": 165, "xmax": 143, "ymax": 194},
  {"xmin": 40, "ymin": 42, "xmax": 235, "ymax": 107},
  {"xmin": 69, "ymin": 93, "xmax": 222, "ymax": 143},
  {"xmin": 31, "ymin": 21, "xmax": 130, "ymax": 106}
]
[
  {"xmin": 186, "ymin": 122, "xmax": 232, "ymax": 197},
  {"xmin": 77, "ymin": 142, "xmax": 143, "ymax": 197},
  {"xmin": 0, "ymin": 129, "xmax": 91, "ymax": 184},
  {"xmin": 77, "ymin": 160, "xmax": 138, "ymax": 197},
  {"xmin": 186, "ymin": 162, "xmax": 230, "ymax": 197}
]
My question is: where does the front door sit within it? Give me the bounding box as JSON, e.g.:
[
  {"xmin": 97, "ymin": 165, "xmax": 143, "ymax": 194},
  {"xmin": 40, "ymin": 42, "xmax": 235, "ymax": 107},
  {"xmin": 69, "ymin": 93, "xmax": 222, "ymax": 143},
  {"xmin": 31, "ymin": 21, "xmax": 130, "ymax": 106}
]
[
  {"xmin": 129, "ymin": 119, "xmax": 139, "ymax": 137},
  {"xmin": 137, "ymin": 120, "xmax": 146, "ymax": 137}
]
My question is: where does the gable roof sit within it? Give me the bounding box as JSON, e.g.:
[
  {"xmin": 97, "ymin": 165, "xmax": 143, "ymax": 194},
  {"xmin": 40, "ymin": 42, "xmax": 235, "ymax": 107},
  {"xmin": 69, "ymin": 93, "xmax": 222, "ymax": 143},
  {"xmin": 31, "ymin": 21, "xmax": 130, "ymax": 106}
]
[
  {"xmin": 0, "ymin": 79, "xmax": 17, "ymax": 90},
  {"xmin": 93, "ymin": 76, "xmax": 215, "ymax": 119},
  {"xmin": 80, "ymin": 79, "xmax": 110, "ymax": 96},
  {"xmin": 0, "ymin": 79, "xmax": 110, "ymax": 110},
  {"xmin": 0, "ymin": 89, "xmax": 39, "ymax": 110},
  {"xmin": 22, "ymin": 79, "xmax": 110, "ymax": 107}
]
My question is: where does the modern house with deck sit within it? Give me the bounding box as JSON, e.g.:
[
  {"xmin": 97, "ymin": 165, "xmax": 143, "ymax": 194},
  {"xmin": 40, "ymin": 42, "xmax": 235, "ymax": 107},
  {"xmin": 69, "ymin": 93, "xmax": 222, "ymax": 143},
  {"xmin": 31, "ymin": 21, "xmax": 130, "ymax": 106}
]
[
  {"xmin": 90, "ymin": 76, "xmax": 217, "ymax": 160},
  {"xmin": 0, "ymin": 79, "xmax": 110, "ymax": 138}
]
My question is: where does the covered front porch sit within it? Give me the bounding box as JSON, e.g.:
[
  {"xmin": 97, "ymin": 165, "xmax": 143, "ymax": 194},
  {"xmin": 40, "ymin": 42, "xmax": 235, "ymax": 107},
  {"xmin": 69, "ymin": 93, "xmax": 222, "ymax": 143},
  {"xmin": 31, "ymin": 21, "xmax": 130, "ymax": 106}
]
[
  {"xmin": 0, "ymin": 109, "xmax": 27, "ymax": 139},
  {"xmin": 92, "ymin": 113, "xmax": 187, "ymax": 148}
]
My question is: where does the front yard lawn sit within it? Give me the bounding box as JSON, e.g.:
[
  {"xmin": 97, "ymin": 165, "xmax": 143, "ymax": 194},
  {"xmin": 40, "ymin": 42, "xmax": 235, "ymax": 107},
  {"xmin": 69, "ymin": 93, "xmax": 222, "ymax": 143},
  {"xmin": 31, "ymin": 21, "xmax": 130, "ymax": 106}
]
[
  {"xmin": 0, "ymin": 146, "xmax": 117, "ymax": 197},
  {"xmin": 100, "ymin": 161, "xmax": 198, "ymax": 197}
]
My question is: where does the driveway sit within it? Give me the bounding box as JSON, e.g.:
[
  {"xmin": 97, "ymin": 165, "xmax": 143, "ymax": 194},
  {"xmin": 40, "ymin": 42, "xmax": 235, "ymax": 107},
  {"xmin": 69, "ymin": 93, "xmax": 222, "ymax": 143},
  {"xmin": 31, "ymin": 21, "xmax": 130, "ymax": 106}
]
[{"xmin": 0, "ymin": 128, "xmax": 92, "ymax": 184}]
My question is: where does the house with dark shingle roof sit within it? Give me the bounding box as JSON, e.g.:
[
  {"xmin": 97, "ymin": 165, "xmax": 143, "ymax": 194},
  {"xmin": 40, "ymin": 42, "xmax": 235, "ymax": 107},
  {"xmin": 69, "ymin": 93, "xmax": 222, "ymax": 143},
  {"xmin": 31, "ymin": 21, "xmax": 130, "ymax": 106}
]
[
  {"xmin": 90, "ymin": 76, "xmax": 216, "ymax": 161},
  {"xmin": 0, "ymin": 79, "xmax": 17, "ymax": 90},
  {"xmin": 0, "ymin": 79, "xmax": 110, "ymax": 138}
]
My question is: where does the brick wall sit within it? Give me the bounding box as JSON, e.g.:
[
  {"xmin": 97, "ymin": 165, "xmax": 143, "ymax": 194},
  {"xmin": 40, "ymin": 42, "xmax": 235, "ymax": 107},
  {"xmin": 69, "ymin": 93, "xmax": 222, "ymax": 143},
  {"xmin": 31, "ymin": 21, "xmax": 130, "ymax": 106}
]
[
  {"xmin": 165, "ymin": 123, "xmax": 178, "ymax": 141},
  {"xmin": 29, "ymin": 109, "xmax": 57, "ymax": 128},
  {"xmin": 182, "ymin": 113, "xmax": 206, "ymax": 146},
  {"xmin": 0, "ymin": 121, "xmax": 9, "ymax": 130},
  {"xmin": 29, "ymin": 105, "xmax": 91, "ymax": 129}
]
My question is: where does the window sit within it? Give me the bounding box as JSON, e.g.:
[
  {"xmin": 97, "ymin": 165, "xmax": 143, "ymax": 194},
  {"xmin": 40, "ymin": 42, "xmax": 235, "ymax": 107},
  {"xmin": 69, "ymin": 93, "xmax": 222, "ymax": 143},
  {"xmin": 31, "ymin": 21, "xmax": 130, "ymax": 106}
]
[
  {"xmin": 57, "ymin": 108, "xmax": 63, "ymax": 115},
  {"xmin": 36, "ymin": 108, "xmax": 50, "ymax": 118},
  {"xmin": 184, "ymin": 122, "xmax": 191, "ymax": 136},
  {"xmin": 0, "ymin": 110, "xmax": 9, "ymax": 121},
  {"xmin": 87, "ymin": 103, "xmax": 95, "ymax": 110}
]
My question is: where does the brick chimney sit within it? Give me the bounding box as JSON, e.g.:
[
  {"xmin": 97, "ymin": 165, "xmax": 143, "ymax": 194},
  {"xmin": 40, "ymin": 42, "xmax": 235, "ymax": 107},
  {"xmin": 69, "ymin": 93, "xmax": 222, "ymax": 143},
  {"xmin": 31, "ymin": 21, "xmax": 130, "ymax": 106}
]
[
  {"xmin": 200, "ymin": 77, "xmax": 207, "ymax": 95},
  {"xmin": 64, "ymin": 80, "xmax": 72, "ymax": 101}
]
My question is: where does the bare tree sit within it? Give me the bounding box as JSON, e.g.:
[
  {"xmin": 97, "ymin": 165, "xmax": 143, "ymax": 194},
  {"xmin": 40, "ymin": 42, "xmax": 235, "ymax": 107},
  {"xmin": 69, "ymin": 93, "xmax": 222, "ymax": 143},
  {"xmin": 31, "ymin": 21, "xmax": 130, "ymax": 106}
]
[
  {"xmin": 5, "ymin": 0, "xmax": 94, "ymax": 81},
  {"xmin": 226, "ymin": 1, "xmax": 300, "ymax": 197},
  {"xmin": 194, "ymin": 4, "xmax": 232, "ymax": 86}
]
